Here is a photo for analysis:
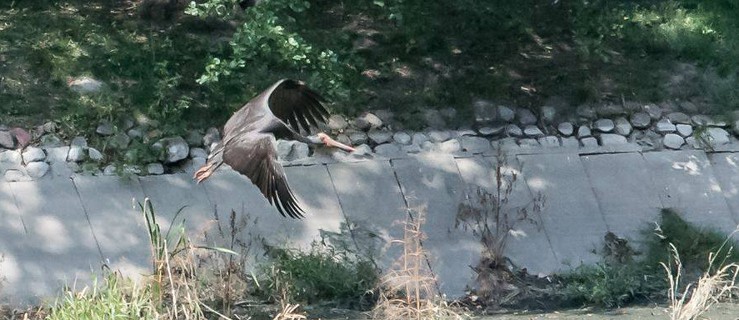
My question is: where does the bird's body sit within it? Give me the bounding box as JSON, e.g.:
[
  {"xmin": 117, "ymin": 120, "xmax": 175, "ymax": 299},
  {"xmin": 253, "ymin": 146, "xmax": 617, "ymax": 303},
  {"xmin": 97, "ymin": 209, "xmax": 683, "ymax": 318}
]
[{"xmin": 195, "ymin": 79, "xmax": 354, "ymax": 218}]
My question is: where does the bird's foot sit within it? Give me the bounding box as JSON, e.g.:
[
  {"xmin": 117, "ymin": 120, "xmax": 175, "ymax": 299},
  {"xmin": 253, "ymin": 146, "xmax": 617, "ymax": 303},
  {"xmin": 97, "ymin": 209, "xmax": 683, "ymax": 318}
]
[{"xmin": 194, "ymin": 164, "xmax": 213, "ymax": 183}]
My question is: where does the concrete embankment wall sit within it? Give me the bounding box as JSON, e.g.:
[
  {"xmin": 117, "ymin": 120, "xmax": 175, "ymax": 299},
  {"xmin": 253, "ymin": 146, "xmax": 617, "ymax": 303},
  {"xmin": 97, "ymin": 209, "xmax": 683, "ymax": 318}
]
[{"xmin": 3, "ymin": 146, "xmax": 739, "ymax": 305}]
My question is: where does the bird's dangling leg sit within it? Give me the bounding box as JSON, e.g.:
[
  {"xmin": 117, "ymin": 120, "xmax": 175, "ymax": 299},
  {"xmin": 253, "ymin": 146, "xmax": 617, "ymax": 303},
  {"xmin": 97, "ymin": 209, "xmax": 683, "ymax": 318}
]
[{"xmin": 194, "ymin": 163, "xmax": 214, "ymax": 183}]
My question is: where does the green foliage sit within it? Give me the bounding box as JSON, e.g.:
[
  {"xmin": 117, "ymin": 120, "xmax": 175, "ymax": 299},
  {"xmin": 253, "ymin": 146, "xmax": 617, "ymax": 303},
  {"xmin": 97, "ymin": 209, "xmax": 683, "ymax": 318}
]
[
  {"xmin": 647, "ymin": 208, "xmax": 739, "ymax": 272},
  {"xmin": 565, "ymin": 0, "xmax": 739, "ymax": 105},
  {"xmin": 373, "ymin": 0, "xmax": 537, "ymax": 55},
  {"xmin": 568, "ymin": 1, "xmax": 722, "ymax": 62},
  {"xmin": 47, "ymin": 199, "xmax": 185, "ymax": 320},
  {"xmin": 46, "ymin": 274, "xmax": 157, "ymax": 320},
  {"xmin": 354, "ymin": 0, "xmax": 735, "ymax": 109},
  {"xmin": 0, "ymin": 1, "xmax": 210, "ymax": 137},
  {"xmin": 186, "ymin": 0, "xmax": 350, "ymax": 100},
  {"xmin": 121, "ymin": 140, "xmax": 164, "ymax": 167},
  {"xmin": 140, "ymin": 199, "xmax": 189, "ymax": 267},
  {"xmin": 45, "ymin": 200, "xmax": 246, "ymax": 319},
  {"xmin": 558, "ymin": 262, "xmax": 665, "ymax": 308},
  {"xmin": 556, "ymin": 208, "xmax": 739, "ymax": 308},
  {"xmin": 261, "ymin": 241, "xmax": 378, "ymax": 307},
  {"xmin": 625, "ymin": 1, "xmax": 739, "ymax": 69},
  {"xmin": 4, "ymin": 0, "xmax": 739, "ymax": 147},
  {"xmin": 703, "ymin": 73, "xmax": 739, "ymax": 112}
]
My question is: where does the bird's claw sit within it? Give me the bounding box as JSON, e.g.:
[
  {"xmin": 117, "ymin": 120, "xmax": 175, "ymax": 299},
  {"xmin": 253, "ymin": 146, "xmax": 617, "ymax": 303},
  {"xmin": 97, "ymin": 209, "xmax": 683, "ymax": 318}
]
[{"xmin": 194, "ymin": 164, "xmax": 213, "ymax": 183}]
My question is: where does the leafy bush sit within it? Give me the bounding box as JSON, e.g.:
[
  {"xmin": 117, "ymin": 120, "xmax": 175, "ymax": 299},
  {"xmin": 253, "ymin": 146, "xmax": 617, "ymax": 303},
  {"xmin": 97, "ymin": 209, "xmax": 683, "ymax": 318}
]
[
  {"xmin": 556, "ymin": 208, "xmax": 739, "ymax": 308},
  {"xmin": 5, "ymin": 0, "xmax": 739, "ymax": 143},
  {"xmin": 186, "ymin": 0, "xmax": 351, "ymax": 101},
  {"xmin": 558, "ymin": 262, "xmax": 665, "ymax": 308},
  {"xmin": 261, "ymin": 241, "xmax": 378, "ymax": 308},
  {"xmin": 47, "ymin": 275, "xmax": 158, "ymax": 320},
  {"xmin": 647, "ymin": 209, "xmax": 739, "ymax": 272}
]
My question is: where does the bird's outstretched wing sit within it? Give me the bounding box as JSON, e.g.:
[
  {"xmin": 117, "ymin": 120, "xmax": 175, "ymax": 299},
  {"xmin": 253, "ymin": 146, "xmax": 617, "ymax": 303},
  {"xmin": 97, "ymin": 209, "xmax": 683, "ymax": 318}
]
[
  {"xmin": 267, "ymin": 79, "xmax": 330, "ymax": 133},
  {"xmin": 222, "ymin": 132, "xmax": 304, "ymax": 218}
]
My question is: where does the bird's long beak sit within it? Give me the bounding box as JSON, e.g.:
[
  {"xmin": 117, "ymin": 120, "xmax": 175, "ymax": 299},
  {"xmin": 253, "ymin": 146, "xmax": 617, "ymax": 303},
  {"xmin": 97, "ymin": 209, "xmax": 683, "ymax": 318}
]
[
  {"xmin": 327, "ymin": 138, "xmax": 356, "ymax": 152},
  {"xmin": 317, "ymin": 133, "xmax": 355, "ymax": 152}
]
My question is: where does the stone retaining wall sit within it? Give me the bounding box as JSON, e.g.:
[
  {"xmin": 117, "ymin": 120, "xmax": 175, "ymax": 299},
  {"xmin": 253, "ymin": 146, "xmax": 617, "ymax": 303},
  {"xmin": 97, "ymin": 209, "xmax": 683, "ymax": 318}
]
[{"xmin": 2, "ymin": 102, "xmax": 739, "ymax": 182}]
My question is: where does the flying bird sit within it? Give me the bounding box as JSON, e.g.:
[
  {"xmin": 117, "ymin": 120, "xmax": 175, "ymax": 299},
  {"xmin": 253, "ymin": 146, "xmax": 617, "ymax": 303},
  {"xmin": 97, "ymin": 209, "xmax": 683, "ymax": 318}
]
[{"xmin": 194, "ymin": 79, "xmax": 355, "ymax": 218}]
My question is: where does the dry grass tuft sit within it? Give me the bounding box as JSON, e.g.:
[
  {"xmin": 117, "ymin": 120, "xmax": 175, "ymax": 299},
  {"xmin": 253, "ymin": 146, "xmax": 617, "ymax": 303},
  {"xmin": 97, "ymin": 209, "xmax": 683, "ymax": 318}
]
[
  {"xmin": 9, "ymin": 199, "xmax": 258, "ymax": 320},
  {"xmin": 272, "ymin": 303, "xmax": 306, "ymax": 320},
  {"xmin": 140, "ymin": 198, "xmax": 207, "ymax": 319},
  {"xmin": 142, "ymin": 199, "xmax": 269, "ymax": 320},
  {"xmin": 372, "ymin": 209, "xmax": 468, "ymax": 320},
  {"xmin": 662, "ymin": 236, "xmax": 739, "ymax": 320}
]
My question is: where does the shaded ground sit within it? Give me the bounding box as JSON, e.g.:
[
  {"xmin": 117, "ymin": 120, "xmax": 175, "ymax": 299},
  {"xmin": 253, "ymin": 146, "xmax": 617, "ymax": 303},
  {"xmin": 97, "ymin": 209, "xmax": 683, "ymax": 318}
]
[
  {"xmin": 4, "ymin": 303, "xmax": 739, "ymax": 319},
  {"xmin": 3, "ymin": 1, "xmax": 739, "ymax": 135},
  {"xmin": 232, "ymin": 303, "xmax": 739, "ymax": 319},
  {"xmin": 481, "ymin": 303, "xmax": 739, "ymax": 320}
]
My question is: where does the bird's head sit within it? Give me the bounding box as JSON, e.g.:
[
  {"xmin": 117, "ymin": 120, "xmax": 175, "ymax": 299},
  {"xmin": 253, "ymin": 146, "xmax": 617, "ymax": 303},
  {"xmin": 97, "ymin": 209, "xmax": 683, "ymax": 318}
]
[{"xmin": 316, "ymin": 132, "xmax": 330, "ymax": 144}]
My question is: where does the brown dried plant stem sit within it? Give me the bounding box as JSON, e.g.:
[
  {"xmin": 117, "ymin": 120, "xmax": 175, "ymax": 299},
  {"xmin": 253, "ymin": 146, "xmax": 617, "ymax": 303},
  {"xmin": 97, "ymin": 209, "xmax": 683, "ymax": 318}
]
[
  {"xmin": 662, "ymin": 240, "xmax": 739, "ymax": 320},
  {"xmin": 373, "ymin": 209, "xmax": 466, "ymax": 319},
  {"xmin": 455, "ymin": 152, "xmax": 544, "ymax": 305}
]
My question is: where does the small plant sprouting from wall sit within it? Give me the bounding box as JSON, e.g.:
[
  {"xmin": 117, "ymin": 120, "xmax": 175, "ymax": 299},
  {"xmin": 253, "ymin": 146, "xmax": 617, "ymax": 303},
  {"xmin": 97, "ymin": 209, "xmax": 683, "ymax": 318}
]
[{"xmin": 455, "ymin": 155, "xmax": 545, "ymax": 306}]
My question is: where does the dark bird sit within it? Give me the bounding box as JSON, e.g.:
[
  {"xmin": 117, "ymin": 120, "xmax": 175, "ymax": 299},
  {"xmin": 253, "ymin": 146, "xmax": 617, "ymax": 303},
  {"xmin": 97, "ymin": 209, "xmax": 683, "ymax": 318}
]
[{"xmin": 194, "ymin": 79, "xmax": 355, "ymax": 218}]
